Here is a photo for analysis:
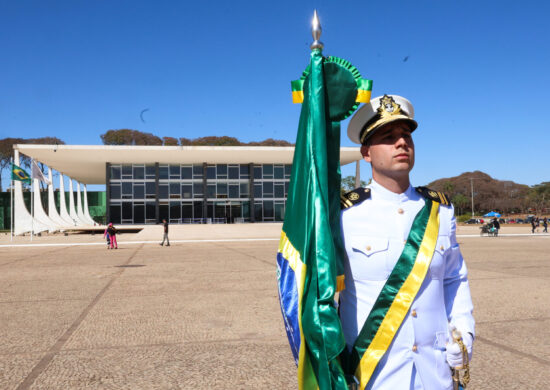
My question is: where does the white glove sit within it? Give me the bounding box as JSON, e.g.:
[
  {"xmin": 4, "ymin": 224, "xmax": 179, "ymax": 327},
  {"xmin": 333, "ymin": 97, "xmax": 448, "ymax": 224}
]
[{"xmin": 446, "ymin": 327, "xmax": 473, "ymax": 368}]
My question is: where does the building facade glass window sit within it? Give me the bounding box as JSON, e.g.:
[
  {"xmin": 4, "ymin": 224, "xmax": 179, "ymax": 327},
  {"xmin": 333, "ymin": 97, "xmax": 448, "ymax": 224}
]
[{"xmin": 108, "ymin": 163, "xmax": 291, "ymax": 224}]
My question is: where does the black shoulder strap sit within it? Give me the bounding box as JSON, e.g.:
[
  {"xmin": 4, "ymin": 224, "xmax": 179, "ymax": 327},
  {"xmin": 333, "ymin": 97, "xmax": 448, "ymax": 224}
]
[
  {"xmin": 341, "ymin": 187, "xmax": 371, "ymax": 209},
  {"xmin": 415, "ymin": 186, "xmax": 450, "ymax": 206}
]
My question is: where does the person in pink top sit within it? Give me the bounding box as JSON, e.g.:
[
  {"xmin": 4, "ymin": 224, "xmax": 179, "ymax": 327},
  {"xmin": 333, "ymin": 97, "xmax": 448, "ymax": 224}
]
[{"xmin": 106, "ymin": 223, "xmax": 118, "ymax": 249}]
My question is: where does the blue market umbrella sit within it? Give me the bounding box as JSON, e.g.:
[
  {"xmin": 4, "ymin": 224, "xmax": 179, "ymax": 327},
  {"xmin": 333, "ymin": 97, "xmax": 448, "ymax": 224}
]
[{"xmin": 484, "ymin": 211, "xmax": 501, "ymax": 217}]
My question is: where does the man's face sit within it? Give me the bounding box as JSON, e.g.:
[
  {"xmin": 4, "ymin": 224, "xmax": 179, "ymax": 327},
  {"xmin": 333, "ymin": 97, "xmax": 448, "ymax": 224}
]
[{"xmin": 360, "ymin": 121, "xmax": 415, "ymax": 181}]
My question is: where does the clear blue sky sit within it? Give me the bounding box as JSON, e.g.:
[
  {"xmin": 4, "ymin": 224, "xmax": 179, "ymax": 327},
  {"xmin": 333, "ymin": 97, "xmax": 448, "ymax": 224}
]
[{"xmin": 2, "ymin": 0, "xmax": 549, "ymax": 190}]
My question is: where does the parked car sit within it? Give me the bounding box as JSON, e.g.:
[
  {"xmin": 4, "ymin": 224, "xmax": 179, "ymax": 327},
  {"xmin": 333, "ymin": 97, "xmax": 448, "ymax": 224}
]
[
  {"xmin": 465, "ymin": 218, "xmax": 478, "ymax": 224},
  {"xmin": 515, "ymin": 218, "xmax": 525, "ymax": 223}
]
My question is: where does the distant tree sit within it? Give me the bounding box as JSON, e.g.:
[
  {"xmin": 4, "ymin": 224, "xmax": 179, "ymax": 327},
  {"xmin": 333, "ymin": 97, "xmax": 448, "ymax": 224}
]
[
  {"xmin": 451, "ymin": 193, "xmax": 469, "ymax": 216},
  {"xmin": 248, "ymin": 138, "xmax": 293, "ymax": 146},
  {"xmin": 191, "ymin": 136, "xmax": 242, "ymax": 146},
  {"xmin": 162, "ymin": 137, "xmax": 179, "ymax": 146},
  {"xmin": 100, "ymin": 129, "xmax": 162, "ymax": 145},
  {"xmin": 528, "ymin": 182, "xmax": 550, "ymax": 215},
  {"xmin": 179, "ymin": 137, "xmax": 192, "ymax": 146},
  {"xmin": 341, "ymin": 175, "xmax": 367, "ymax": 192}
]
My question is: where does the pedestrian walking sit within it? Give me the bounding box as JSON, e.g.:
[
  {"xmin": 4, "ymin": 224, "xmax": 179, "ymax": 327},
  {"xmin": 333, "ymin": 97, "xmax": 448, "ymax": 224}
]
[
  {"xmin": 103, "ymin": 226, "xmax": 111, "ymax": 249},
  {"xmin": 160, "ymin": 219, "xmax": 170, "ymax": 246},
  {"xmin": 543, "ymin": 217, "xmax": 548, "ymax": 233},
  {"xmin": 531, "ymin": 218, "xmax": 536, "ymax": 234},
  {"xmin": 107, "ymin": 222, "xmax": 118, "ymax": 249}
]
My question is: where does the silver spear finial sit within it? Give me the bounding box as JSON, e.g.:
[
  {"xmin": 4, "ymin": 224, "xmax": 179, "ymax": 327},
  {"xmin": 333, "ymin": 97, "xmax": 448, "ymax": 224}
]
[{"xmin": 310, "ymin": 10, "xmax": 323, "ymax": 50}]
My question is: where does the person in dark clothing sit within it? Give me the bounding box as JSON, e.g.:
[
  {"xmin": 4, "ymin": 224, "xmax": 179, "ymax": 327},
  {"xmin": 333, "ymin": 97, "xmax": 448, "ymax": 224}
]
[
  {"xmin": 531, "ymin": 218, "xmax": 536, "ymax": 234},
  {"xmin": 160, "ymin": 219, "xmax": 170, "ymax": 246},
  {"xmin": 492, "ymin": 217, "xmax": 500, "ymax": 236},
  {"xmin": 543, "ymin": 217, "xmax": 548, "ymax": 233}
]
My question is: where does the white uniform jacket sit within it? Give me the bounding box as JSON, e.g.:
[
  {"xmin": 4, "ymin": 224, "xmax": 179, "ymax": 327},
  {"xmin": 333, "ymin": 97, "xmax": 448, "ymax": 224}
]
[{"xmin": 339, "ymin": 181, "xmax": 475, "ymax": 390}]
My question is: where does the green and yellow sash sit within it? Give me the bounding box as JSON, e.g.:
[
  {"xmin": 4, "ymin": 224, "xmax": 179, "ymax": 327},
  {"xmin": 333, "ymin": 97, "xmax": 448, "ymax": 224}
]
[{"xmin": 347, "ymin": 199, "xmax": 440, "ymax": 389}]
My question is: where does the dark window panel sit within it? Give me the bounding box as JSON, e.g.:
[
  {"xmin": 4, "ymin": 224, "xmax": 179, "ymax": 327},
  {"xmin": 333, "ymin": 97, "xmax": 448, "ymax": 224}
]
[
  {"xmin": 253, "ymin": 166, "xmax": 262, "ymax": 179},
  {"xmin": 239, "ymin": 182, "xmax": 249, "ymax": 198},
  {"xmin": 134, "ymin": 204, "xmax": 145, "ymax": 224},
  {"xmin": 134, "ymin": 185, "xmax": 145, "ymax": 199},
  {"xmin": 285, "ymin": 182, "xmax": 289, "ymax": 197},
  {"xmin": 193, "ymin": 182, "xmax": 203, "ymax": 197},
  {"xmin": 182, "ymin": 184, "xmax": 193, "ymax": 199},
  {"xmin": 242, "ymin": 201, "xmax": 250, "ymax": 219},
  {"xmin": 170, "ymin": 201, "xmax": 181, "ymax": 220},
  {"xmin": 146, "ymin": 182, "xmax": 156, "ymax": 195},
  {"xmin": 263, "ymin": 164, "xmax": 274, "ymax": 178},
  {"xmin": 159, "ymin": 203, "xmax": 169, "ymax": 221},
  {"xmin": 159, "ymin": 185, "xmax": 169, "ymax": 199},
  {"xmin": 109, "ymin": 205, "xmax": 121, "ymax": 224},
  {"xmin": 216, "ymin": 164, "xmax": 227, "ymax": 179},
  {"xmin": 207, "ymin": 184, "xmax": 216, "ymax": 198},
  {"xmin": 182, "ymin": 166, "xmax": 192, "ymax": 180},
  {"xmin": 122, "ymin": 182, "xmax": 132, "ymax": 196},
  {"xmin": 146, "ymin": 202, "xmax": 156, "ymax": 220},
  {"xmin": 215, "ymin": 202, "xmax": 226, "ymax": 218},
  {"xmin": 170, "ymin": 183, "xmax": 180, "ymax": 198},
  {"xmin": 207, "ymin": 202, "xmax": 214, "ymax": 218},
  {"xmin": 275, "ymin": 202, "xmax": 285, "ymax": 221},
  {"xmin": 145, "ymin": 165, "xmax": 156, "ymax": 178},
  {"xmin": 229, "ymin": 184, "xmax": 239, "ymax": 198},
  {"xmin": 110, "ymin": 185, "xmax": 121, "ymax": 200},
  {"xmin": 240, "ymin": 164, "xmax": 250, "ymax": 178},
  {"xmin": 274, "ymin": 166, "xmax": 284, "ymax": 179},
  {"xmin": 263, "ymin": 181, "xmax": 274, "ymax": 196},
  {"xmin": 228, "ymin": 166, "xmax": 239, "ymax": 179},
  {"xmin": 194, "ymin": 201, "xmax": 203, "ymax": 219},
  {"xmin": 182, "ymin": 203, "xmax": 193, "ymax": 219},
  {"xmin": 159, "ymin": 166, "xmax": 169, "ymax": 180},
  {"xmin": 193, "ymin": 165, "xmax": 203, "ymax": 179},
  {"xmin": 207, "ymin": 166, "xmax": 216, "ymax": 179},
  {"xmin": 133, "ymin": 166, "xmax": 145, "ymax": 180},
  {"xmin": 254, "ymin": 184, "xmax": 262, "ymax": 198},
  {"xmin": 254, "ymin": 202, "xmax": 263, "ymax": 221},
  {"xmin": 111, "ymin": 166, "xmax": 121, "ymax": 180},
  {"xmin": 170, "ymin": 165, "xmax": 180, "ymax": 179},
  {"xmin": 122, "ymin": 202, "xmax": 132, "ymax": 219},
  {"xmin": 121, "ymin": 165, "xmax": 132, "ymax": 177},
  {"xmin": 217, "ymin": 182, "xmax": 227, "ymax": 197},
  {"xmin": 263, "ymin": 200, "xmax": 274, "ymax": 218},
  {"xmin": 274, "ymin": 184, "xmax": 284, "ymax": 198}
]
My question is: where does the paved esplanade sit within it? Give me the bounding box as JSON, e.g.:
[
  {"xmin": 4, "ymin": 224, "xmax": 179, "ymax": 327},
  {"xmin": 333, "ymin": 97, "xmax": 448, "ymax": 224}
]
[{"xmin": 0, "ymin": 225, "xmax": 549, "ymax": 389}]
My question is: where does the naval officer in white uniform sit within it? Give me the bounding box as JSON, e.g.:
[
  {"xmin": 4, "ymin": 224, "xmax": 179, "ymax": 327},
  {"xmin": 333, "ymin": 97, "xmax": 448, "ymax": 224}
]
[{"xmin": 339, "ymin": 95, "xmax": 475, "ymax": 389}]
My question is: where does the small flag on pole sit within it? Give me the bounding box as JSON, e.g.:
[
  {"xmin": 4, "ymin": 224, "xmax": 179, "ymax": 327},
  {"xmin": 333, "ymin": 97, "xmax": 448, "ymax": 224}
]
[
  {"xmin": 11, "ymin": 163, "xmax": 31, "ymax": 183},
  {"xmin": 31, "ymin": 160, "xmax": 51, "ymax": 185}
]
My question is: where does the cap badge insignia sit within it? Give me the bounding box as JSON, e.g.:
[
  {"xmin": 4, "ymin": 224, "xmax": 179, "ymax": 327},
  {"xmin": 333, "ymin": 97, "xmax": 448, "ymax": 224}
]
[
  {"xmin": 428, "ymin": 190, "xmax": 438, "ymax": 198},
  {"xmin": 348, "ymin": 192, "xmax": 360, "ymax": 201},
  {"xmin": 378, "ymin": 95, "xmax": 402, "ymax": 118}
]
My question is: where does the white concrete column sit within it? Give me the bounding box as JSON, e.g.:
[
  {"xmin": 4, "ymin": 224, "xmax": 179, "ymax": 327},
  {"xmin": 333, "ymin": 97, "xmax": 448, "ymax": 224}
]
[
  {"xmin": 47, "ymin": 170, "xmax": 70, "ymax": 227},
  {"xmin": 13, "ymin": 150, "xmax": 48, "ymax": 235},
  {"xmin": 32, "ymin": 177, "xmax": 59, "ymax": 232},
  {"xmin": 68, "ymin": 179, "xmax": 85, "ymax": 225},
  {"xmin": 82, "ymin": 185, "xmax": 96, "ymax": 225},
  {"xmin": 58, "ymin": 174, "xmax": 75, "ymax": 225},
  {"xmin": 76, "ymin": 182, "xmax": 88, "ymax": 225}
]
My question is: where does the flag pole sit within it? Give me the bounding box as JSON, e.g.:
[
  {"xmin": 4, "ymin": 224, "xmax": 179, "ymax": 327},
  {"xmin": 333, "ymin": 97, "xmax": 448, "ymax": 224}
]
[
  {"xmin": 31, "ymin": 159, "xmax": 34, "ymax": 242},
  {"xmin": 10, "ymin": 157, "xmax": 13, "ymax": 242}
]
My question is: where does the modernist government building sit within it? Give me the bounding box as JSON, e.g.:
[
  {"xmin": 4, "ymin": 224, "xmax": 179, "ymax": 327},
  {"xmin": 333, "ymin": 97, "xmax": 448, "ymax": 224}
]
[{"xmin": 13, "ymin": 144, "xmax": 361, "ymax": 230}]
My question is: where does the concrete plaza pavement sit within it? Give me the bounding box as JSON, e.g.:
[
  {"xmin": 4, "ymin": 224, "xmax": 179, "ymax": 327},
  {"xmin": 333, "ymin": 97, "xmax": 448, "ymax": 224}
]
[{"xmin": 0, "ymin": 224, "xmax": 549, "ymax": 389}]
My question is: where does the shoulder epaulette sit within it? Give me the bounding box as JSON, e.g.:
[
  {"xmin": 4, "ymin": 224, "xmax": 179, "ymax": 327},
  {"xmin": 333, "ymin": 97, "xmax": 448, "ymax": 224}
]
[
  {"xmin": 415, "ymin": 186, "xmax": 450, "ymax": 206},
  {"xmin": 341, "ymin": 187, "xmax": 371, "ymax": 209}
]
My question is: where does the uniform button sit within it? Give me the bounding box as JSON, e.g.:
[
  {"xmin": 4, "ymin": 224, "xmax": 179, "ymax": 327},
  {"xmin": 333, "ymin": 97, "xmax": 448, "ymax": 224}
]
[
  {"xmin": 412, "ymin": 345, "xmax": 418, "ymax": 352},
  {"xmin": 366, "ymin": 245, "xmax": 371, "ymax": 251},
  {"xmin": 411, "ymin": 310, "xmax": 417, "ymax": 317},
  {"xmin": 440, "ymin": 245, "xmax": 445, "ymax": 251},
  {"xmin": 397, "ymin": 208, "xmax": 404, "ymax": 214}
]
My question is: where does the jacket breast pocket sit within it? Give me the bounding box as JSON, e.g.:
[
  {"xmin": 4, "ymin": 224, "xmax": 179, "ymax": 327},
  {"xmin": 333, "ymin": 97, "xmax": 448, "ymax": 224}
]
[
  {"xmin": 349, "ymin": 236, "xmax": 390, "ymax": 281},
  {"xmin": 429, "ymin": 235, "xmax": 450, "ymax": 280}
]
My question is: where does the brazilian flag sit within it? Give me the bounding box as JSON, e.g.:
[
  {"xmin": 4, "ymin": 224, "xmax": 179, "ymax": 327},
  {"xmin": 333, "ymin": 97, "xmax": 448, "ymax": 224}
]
[
  {"xmin": 276, "ymin": 43, "xmax": 372, "ymax": 388},
  {"xmin": 11, "ymin": 163, "xmax": 31, "ymax": 183}
]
